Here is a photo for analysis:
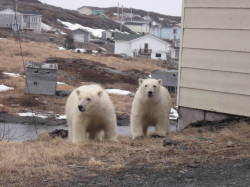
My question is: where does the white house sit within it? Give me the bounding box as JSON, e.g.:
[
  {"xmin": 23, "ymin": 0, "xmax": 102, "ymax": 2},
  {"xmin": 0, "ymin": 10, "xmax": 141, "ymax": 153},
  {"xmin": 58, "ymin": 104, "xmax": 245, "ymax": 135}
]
[
  {"xmin": 114, "ymin": 34, "xmax": 170, "ymax": 60},
  {"xmin": 151, "ymin": 24, "xmax": 181, "ymax": 41},
  {"xmin": 0, "ymin": 9, "xmax": 42, "ymax": 32}
]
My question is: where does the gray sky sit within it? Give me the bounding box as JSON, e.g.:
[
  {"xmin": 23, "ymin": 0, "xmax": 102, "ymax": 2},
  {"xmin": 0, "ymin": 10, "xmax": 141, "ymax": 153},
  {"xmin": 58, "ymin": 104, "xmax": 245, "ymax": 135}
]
[{"xmin": 39, "ymin": 0, "xmax": 182, "ymax": 16}]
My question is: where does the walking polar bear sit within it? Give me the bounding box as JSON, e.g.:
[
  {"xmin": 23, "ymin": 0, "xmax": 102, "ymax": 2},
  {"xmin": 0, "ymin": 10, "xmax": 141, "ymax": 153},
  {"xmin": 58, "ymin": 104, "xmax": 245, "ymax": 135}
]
[
  {"xmin": 130, "ymin": 78, "xmax": 172, "ymax": 139},
  {"xmin": 65, "ymin": 84, "xmax": 117, "ymax": 143}
]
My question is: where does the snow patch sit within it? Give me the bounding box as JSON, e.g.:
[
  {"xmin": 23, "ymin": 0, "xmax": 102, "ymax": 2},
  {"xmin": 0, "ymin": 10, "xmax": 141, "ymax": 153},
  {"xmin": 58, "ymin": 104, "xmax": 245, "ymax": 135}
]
[
  {"xmin": 0, "ymin": 84, "xmax": 14, "ymax": 92},
  {"xmin": 41, "ymin": 22, "xmax": 55, "ymax": 31},
  {"xmin": 2, "ymin": 72, "xmax": 20, "ymax": 78},
  {"xmin": 57, "ymin": 19, "xmax": 104, "ymax": 38},
  {"xmin": 170, "ymin": 108, "xmax": 179, "ymax": 120},
  {"xmin": 55, "ymin": 114, "xmax": 66, "ymax": 120},
  {"xmin": 58, "ymin": 47, "xmax": 66, "ymax": 50},
  {"xmin": 57, "ymin": 82, "xmax": 66, "ymax": 85},
  {"xmin": 18, "ymin": 112, "xmax": 48, "ymax": 119},
  {"xmin": 106, "ymin": 89, "xmax": 132, "ymax": 96}
]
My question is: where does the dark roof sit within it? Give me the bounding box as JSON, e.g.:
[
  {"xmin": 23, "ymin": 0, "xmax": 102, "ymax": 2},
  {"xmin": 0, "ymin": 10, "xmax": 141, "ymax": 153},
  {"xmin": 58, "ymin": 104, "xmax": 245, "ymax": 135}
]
[
  {"xmin": 113, "ymin": 32, "xmax": 141, "ymax": 41},
  {"xmin": 20, "ymin": 11, "xmax": 42, "ymax": 16},
  {"xmin": 71, "ymin": 29, "xmax": 90, "ymax": 34},
  {"xmin": 124, "ymin": 21, "xmax": 148, "ymax": 26}
]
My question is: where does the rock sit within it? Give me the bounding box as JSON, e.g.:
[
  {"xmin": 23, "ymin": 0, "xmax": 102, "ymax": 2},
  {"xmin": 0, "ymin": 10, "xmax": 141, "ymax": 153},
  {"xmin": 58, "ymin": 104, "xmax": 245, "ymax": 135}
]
[
  {"xmin": 163, "ymin": 139, "xmax": 179, "ymax": 146},
  {"xmin": 49, "ymin": 129, "xmax": 68, "ymax": 138},
  {"xmin": 56, "ymin": 90, "xmax": 71, "ymax": 97}
]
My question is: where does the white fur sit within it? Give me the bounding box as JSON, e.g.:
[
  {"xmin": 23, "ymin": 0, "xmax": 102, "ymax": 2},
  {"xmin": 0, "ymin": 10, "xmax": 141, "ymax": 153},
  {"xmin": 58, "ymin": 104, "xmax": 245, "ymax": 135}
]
[
  {"xmin": 130, "ymin": 79, "xmax": 172, "ymax": 139},
  {"xmin": 65, "ymin": 85, "xmax": 117, "ymax": 143}
]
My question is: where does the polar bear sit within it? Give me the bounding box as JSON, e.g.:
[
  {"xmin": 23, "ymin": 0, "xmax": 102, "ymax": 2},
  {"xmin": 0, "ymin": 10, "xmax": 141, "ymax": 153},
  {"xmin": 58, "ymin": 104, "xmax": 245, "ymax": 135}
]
[
  {"xmin": 65, "ymin": 84, "xmax": 117, "ymax": 143},
  {"xmin": 130, "ymin": 78, "xmax": 172, "ymax": 139}
]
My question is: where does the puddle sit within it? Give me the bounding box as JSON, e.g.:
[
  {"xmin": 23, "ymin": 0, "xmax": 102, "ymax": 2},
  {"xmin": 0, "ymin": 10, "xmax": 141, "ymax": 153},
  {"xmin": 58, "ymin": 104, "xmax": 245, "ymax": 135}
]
[{"xmin": 0, "ymin": 123, "xmax": 177, "ymax": 142}]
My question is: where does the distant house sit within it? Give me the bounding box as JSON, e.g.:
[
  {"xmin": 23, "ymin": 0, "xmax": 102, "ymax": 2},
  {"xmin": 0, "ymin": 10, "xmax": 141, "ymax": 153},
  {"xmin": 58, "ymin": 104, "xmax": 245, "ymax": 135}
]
[
  {"xmin": 124, "ymin": 21, "xmax": 150, "ymax": 34},
  {"xmin": 151, "ymin": 69, "xmax": 178, "ymax": 93},
  {"xmin": 102, "ymin": 30, "xmax": 113, "ymax": 40},
  {"xmin": 0, "ymin": 9, "xmax": 42, "ymax": 32},
  {"xmin": 151, "ymin": 24, "xmax": 181, "ymax": 41},
  {"xmin": 114, "ymin": 33, "xmax": 170, "ymax": 60},
  {"xmin": 70, "ymin": 29, "xmax": 90, "ymax": 44},
  {"xmin": 78, "ymin": 6, "xmax": 104, "ymax": 16}
]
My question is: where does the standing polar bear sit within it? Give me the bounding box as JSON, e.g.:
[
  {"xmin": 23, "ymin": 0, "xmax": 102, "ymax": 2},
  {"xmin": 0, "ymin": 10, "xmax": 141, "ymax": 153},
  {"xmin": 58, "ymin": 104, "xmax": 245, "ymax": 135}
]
[
  {"xmin": 65, "ymin": 84, "xmax": 117, "ymax": 143},
  {"xmin": 130, "ymin": 78, "xmax": 172, "ymax": 139}
]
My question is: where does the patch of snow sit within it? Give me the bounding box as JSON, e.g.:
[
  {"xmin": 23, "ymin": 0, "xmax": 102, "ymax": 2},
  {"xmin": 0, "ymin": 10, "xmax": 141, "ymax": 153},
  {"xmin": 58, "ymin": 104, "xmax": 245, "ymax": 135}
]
[
  {"xmin": 73, "ymin": 48, "xmax": 86, "ymax": 53},
  {"xmin": 17, "ymin": 112, "xmax": 48, "ymax": 119},
  {"xmin": 57, "ymin": 19, "xmax": 105, "ymax": 38},
  {"xmin": 57, "ymin": 82, "xmax": 66, "ymax": 85},
  {"xmin": 106, "ymin": 89, "xmax": 132, "ymax": 96},
  {"xmin": 92, "ymin": 50, "xmax": 98, "ymax": 54},
  {"xmin": 148, "ymin": 74, "xmax": 152, "ymax": 78},
  {"xmin": 2, "ymin": 72, "xmax": 20, "ymax": 78},
  {"xmin": 169, "ymin": 108, "xmax": 179, "ymax": 120},
  {"xmin": 55, "ymin": 114, "xmax": 66, "ymax": 120},
  {"xmin": 0, "ymin": 84, "xmax": 14, "ymax": 92},
  {"xmin": 58, "ymin": 47, "xmax": 66, "ymax": 50},
  {"xmin": 41, "ymin": 22, "xmax": 55, "ymax": 31}
]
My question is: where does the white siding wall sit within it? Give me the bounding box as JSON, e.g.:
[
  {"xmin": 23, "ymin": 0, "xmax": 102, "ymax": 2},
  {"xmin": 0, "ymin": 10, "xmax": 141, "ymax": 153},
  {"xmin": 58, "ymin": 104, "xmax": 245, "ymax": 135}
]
[
  {"xmin": 178, "ymin": 0, "xmax": 250, "ymax": 117},
  {"xmin": 114, "ymin": 41, "xmax": 131, "ymax": 55}
]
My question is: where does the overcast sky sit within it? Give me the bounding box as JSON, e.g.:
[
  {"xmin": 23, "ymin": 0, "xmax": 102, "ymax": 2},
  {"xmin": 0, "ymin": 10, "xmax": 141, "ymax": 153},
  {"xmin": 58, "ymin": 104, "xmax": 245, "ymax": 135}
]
[{"xmin": 39, "ymin": 0, "xmax": 182, "ymax": 16}]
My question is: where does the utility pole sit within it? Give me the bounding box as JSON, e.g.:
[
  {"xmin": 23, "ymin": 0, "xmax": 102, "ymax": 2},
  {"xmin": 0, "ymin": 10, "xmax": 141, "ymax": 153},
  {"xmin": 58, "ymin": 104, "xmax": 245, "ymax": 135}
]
[
  {"xmin": 120, "ymin": 5, "xmax": 124, "ymax": 32},
  {"xmin": 131, "ymin": 7, "xmax": 133, "ymax": 22},
  {"xmin": 117, "ymin": 2, "xmax": 120, "ymax": 22}
]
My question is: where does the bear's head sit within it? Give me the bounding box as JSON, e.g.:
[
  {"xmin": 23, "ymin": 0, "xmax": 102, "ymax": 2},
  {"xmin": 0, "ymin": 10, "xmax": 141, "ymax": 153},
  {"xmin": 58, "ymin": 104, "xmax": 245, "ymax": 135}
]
[
  {"xmin": 139, "ymin": 78, "xmax": 162, "ymax": 98},
  {"xmin": 75, "ymin": 88, "xmax": 103, "ymax": 113}
]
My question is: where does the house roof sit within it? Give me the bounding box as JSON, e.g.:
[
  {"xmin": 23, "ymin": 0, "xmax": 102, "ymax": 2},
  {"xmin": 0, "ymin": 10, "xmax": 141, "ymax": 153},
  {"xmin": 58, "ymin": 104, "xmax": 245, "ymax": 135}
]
[
  {"xmin": 129, "ymin": 34, "xmax": 171, "ymax": 46},
  {"xmin": 124, "ymin": 21, "xmax": 148, "ymax": 26},
  {"xmin": 113, "ymin": 32, "xmax": 141, "ymax": 41},
  {"xmin": 71, "ymin": 29, "xmax": 90, "ymax": 34},
  {"xmin": 21, "ymin": 11, "xmax": 42, "ymax": 16}
]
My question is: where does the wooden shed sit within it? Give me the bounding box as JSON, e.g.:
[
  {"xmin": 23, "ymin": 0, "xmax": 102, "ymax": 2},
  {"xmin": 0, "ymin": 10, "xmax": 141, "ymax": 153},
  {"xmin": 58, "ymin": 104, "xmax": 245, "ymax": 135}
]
[
  {"xmin": 25, "ymin": 62, "xmax": 58, "ymax": 96},
  {"xmin": 178, "ymin": 0, "xmax": 250, "ymax": 129}
]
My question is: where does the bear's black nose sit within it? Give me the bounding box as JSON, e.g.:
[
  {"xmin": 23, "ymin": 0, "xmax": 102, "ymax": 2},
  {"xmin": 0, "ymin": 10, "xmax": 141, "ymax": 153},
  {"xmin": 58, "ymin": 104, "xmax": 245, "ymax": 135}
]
[
  {"xmin": 78, "ymin": 105, "xmax": 85, "ymax": 112},
  {"xmin": 148, "ymin": 91, "xmax": 153, "ymax": 97}
]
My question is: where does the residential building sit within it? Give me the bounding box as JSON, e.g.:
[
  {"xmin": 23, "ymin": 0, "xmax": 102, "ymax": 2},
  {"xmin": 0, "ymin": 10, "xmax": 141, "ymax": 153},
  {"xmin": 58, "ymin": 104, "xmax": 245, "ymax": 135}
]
[
  {"xmin": 0, "ymin": 9, "xmax": 42, "ymax": 32},
  {"xmin": 124, "ymin": 21, "xmax": 150, "ymax": 34},
  {"xmin": 178, "ymin": 0, "xmax": 250, "ymax": 129},
  {"xmin": 114, "ymin": 33, "xmax": 170, "ymax": 60},
  {"xmin": 102, "ymin": 30, "xmax": 113, "ymax": 40},
  {"xmin": 151, "ymin": 24, "xmax": 181, "ymax": 40},
  {"xmin": 78, "ymin": 6, "xmax": 104, "ymax": 16},
  {"xmin": 70, "ymin": 29, "xmax": 91, "ymax": 44},
  {"xmin": 151, "ymin": 69, "xmax": 178, "ymax": 93}
]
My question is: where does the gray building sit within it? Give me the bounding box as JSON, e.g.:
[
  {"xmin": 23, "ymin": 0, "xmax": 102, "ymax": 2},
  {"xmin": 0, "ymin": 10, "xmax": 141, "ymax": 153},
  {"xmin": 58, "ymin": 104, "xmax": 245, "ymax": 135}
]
[
  {"xmin": 25, "ymin": 62, "xmax": 58, "ymax": 96},
  {"xmin": 151, "ymin": 69, "xmax": 178, "ymax": 93},
  {"xmin": 71, "ymin": 29, "xmax": 90, "ymax": 44},
  {"xmin": 0, "ymin": 9, "xmax": 42, "ymax": 32}
]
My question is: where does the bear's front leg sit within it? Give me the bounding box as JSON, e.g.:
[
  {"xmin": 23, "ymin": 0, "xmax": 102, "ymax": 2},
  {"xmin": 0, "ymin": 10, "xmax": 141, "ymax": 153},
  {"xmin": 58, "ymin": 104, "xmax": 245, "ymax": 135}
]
[
  {"xmin": 103, "ymin": 119, "xmax": 118, "ymax": 142},
  {"xmin": 152, "ymin": 118, "xmax": 169, "ymax": 138},
  {"xmin": 131, "ymin": 115, "xmax": 145, "ymax": 139},
  {"xmin": 72, "ymin": 119, "xmax": 88, "ymax": 143}
]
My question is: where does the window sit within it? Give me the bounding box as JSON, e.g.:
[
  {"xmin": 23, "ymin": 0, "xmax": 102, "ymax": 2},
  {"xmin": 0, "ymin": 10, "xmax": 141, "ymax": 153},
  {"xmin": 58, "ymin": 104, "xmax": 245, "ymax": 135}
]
[
  {"xmin": 33, "ymin": 81, "xmax": 38, "ymax": 86},
  {"xmin": 144, "ymin": 43, "xmax": 148, "ymax": 50},
  {"xmin": 155, "ymin": 53, "xmax": 162, "ymax": 58}
]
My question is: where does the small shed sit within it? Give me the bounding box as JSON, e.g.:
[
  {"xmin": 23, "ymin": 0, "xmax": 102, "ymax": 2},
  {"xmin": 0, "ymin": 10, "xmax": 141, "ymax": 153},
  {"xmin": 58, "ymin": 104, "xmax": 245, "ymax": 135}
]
[
  {"xmin": 25, "ymin": 62, "xmax": 58, "ymax": 96},
  {"xmin": 151, "ymin": 69, "xmax": 178, "ymax": 93},
  {"xmin": 102, "ymin": 30, "xmax": 113, "ymax": 40},
  {"xmin": 70, "ymin": 29, "xmax": 90, "ymax": 44}
]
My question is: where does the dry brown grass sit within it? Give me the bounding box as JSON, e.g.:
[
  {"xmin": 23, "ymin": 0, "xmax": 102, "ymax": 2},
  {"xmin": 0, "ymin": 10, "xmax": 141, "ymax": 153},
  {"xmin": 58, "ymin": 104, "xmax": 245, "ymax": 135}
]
[
  {"xmin": 0, "ymin": 122, "xmax": 249, "ymax": 186},
  {"xmin": 0, "ymin": 39, "xmax": 161, "ymax": 74}
]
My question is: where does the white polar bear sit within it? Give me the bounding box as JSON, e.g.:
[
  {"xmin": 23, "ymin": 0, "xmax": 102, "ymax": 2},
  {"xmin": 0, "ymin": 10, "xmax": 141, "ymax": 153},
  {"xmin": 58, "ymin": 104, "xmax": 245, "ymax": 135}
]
[
  {"xmin": 65, "ymin": 84, "xmax": 117, "ymax": 143},
  {"xmin": 130, "ymin": 78, "xmax": 172, "ymax": 139}
]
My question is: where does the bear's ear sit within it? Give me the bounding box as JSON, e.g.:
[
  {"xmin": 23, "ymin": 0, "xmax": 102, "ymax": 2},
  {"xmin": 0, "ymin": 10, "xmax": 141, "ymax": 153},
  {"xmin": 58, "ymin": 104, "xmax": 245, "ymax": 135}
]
[
  {"xmin": 138, "ymin": 78, "xmax": 144, "ymax": 86},
  {"xmin": 97, "ymin": 90, "xmax": 103, "ymax": 97},
  {"xmin": 76, "ymin": 90, "xmax": 80, "ymax": 96},
  {"xmin": 158, "ymin": 79, "xmax": 163, "ymax": 85}
]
